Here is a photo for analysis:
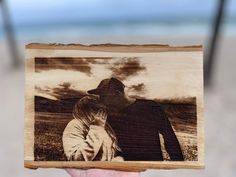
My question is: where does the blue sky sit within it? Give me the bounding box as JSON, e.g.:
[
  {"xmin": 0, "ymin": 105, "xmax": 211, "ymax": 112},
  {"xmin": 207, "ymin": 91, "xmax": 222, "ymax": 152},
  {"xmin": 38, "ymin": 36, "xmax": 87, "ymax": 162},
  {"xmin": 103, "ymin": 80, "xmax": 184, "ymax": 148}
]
[{"xmin": 5, "ymin": 0, "xmax": 236, "ymax": 26}]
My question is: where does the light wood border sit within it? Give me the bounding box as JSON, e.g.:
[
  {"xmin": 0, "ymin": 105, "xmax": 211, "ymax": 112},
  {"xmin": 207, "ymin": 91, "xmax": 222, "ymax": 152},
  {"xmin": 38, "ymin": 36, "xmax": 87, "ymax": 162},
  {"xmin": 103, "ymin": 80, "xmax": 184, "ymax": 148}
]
[
  {"xmin": 26, "ymin": 43, "xmax": 202, "ymax": 52},
  {"xmin": 25, "ymin": 161, "xmax": 204, "ymax": 171}
]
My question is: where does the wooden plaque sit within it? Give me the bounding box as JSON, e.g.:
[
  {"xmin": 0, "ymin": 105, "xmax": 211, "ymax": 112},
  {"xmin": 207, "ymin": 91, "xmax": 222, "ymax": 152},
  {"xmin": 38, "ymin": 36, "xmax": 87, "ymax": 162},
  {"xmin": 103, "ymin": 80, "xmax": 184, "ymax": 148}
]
[{"xmin": 25, "ymin": 44, "xmax": 204, "ymax": 171}]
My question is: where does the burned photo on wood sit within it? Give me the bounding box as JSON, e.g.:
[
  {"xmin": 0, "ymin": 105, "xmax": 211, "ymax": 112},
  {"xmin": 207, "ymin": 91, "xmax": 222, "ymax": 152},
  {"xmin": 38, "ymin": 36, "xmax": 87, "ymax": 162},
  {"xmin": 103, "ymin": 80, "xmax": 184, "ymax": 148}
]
[{"xmin": 34, "ymin": 57, "xmax": 198, "ymax": 162}]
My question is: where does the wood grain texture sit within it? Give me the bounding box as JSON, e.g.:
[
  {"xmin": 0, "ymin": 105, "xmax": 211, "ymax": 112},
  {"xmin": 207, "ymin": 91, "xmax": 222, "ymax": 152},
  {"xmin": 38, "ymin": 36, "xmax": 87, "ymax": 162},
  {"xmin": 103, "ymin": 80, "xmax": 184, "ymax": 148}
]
[
  {"xmin": 25, "ymin": 161, "xmax": 204, "ymax": 171},
  {"xmin": 24, "ymin": 43, "xmax": 204, "ymax": 171},
  {"xmin": 26, "ymin": 43, "xmax": 202, "ymax": 52}
]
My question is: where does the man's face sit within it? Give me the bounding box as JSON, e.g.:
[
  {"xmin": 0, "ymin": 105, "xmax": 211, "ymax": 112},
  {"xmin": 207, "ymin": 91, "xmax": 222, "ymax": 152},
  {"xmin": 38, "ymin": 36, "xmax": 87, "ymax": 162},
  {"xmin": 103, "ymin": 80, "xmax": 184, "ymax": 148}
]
[{"xmin": 98, "ymin": 91, "xmax": 121, "ymax": 110}]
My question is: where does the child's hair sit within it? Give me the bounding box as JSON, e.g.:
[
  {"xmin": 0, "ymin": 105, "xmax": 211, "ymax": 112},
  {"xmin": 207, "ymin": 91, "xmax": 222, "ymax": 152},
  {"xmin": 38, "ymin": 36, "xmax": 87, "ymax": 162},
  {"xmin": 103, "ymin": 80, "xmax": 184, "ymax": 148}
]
[
  {"xmin": 72, "ymin": 95, "xmax": 121, "ymax": 153},
  {"xmin": 72, "ymin": 96, "xmax": 107, "ymax": 123}
]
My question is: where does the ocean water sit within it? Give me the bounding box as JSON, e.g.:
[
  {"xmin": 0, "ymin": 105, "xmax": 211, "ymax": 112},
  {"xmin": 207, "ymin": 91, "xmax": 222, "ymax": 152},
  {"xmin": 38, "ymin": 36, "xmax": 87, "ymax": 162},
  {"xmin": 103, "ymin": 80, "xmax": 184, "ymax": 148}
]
[
  {"xmin": 0, "ymin": 20, "xmax": 235, "ymax": 42},
  {"xmin": 1, "ymin": 0, "xmax": 236, "ymax": 43}
]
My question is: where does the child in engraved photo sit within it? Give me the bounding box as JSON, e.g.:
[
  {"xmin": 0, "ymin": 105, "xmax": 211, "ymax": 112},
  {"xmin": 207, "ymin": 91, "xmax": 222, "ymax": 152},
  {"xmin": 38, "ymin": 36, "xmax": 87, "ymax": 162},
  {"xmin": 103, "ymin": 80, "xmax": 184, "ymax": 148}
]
[{"xmin": 62, "ymin": 96, "xmax": 123, "ymax": 161}]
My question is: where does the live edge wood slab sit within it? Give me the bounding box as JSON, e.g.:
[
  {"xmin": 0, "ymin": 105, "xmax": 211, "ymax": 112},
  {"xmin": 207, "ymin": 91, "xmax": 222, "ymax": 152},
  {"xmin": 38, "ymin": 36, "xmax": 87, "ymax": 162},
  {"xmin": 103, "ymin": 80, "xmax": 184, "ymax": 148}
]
[{"xmin": 25, "ymin": 43, "xmax": 204, "ymax": 171}]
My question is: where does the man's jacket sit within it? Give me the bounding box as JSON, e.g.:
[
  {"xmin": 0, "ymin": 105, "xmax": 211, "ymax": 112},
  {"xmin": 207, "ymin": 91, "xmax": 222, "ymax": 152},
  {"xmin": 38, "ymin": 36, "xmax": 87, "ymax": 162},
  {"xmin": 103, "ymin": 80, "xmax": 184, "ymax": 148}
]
[{"xmin": 107, "ymin": 99, "xmax": 184, "ymax": 161}]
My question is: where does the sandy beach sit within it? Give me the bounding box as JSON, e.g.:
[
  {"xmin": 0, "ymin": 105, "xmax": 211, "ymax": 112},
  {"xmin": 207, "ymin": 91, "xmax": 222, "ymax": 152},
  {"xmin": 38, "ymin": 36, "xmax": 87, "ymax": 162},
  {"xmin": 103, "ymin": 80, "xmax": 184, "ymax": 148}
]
[{"xmin": 0, "ymin": 35, "xmax": 236, "ymax": 177}]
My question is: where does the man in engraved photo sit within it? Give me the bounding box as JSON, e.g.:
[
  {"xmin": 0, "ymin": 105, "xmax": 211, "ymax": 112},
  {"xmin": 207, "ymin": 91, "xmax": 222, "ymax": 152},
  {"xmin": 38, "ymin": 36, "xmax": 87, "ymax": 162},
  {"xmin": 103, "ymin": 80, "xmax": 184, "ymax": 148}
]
[{"xmin": 88, "ymin": 77, "xmax": 184, "ymax": 161}]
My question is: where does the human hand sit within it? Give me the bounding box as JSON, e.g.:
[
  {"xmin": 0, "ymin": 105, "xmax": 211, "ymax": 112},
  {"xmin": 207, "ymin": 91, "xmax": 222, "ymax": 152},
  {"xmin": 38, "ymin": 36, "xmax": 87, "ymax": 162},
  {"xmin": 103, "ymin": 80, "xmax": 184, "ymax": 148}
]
[
  {"xmin": 66, "ymin": 169, "xmax": 141, "ymax": 177},
  {"xmin": 89, "ymin": 110, "xmax": 107, "ymax": 127}
]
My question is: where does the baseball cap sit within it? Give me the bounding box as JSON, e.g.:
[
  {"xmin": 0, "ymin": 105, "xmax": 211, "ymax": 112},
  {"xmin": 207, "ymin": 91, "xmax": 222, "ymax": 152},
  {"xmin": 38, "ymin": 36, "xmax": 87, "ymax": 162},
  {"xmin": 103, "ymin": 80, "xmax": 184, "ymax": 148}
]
[{"xmin": 88, "ymin": 77, "xmax": 125, "ymax": 95}]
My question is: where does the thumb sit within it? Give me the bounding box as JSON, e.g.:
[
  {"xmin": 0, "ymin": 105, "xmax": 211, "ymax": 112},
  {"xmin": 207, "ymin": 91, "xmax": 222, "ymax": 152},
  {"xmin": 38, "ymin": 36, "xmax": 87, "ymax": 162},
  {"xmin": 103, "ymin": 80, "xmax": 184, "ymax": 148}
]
[{"xmin": 66, "ymin": 169, "xmax": 87, "ymax": 177}]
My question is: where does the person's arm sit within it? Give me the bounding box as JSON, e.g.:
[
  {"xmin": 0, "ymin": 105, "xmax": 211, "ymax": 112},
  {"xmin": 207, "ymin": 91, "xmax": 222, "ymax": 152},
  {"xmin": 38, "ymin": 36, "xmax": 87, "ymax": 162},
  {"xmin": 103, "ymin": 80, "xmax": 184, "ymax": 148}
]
[
  {"xmin": 154, "ymin": 105, "xmax": 184, "ymax": 160},
  {"xmin": 63, "ymin": 119, "xmax": 107, "ymax": 161}
]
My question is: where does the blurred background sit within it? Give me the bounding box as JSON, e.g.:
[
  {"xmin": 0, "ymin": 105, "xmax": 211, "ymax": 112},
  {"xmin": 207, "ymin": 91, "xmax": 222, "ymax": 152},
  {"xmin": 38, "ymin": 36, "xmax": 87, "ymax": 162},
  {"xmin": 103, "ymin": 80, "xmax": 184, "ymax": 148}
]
[{"xmin": 0, "ymin": 0, "xmax": 236, "ymax": 177}]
